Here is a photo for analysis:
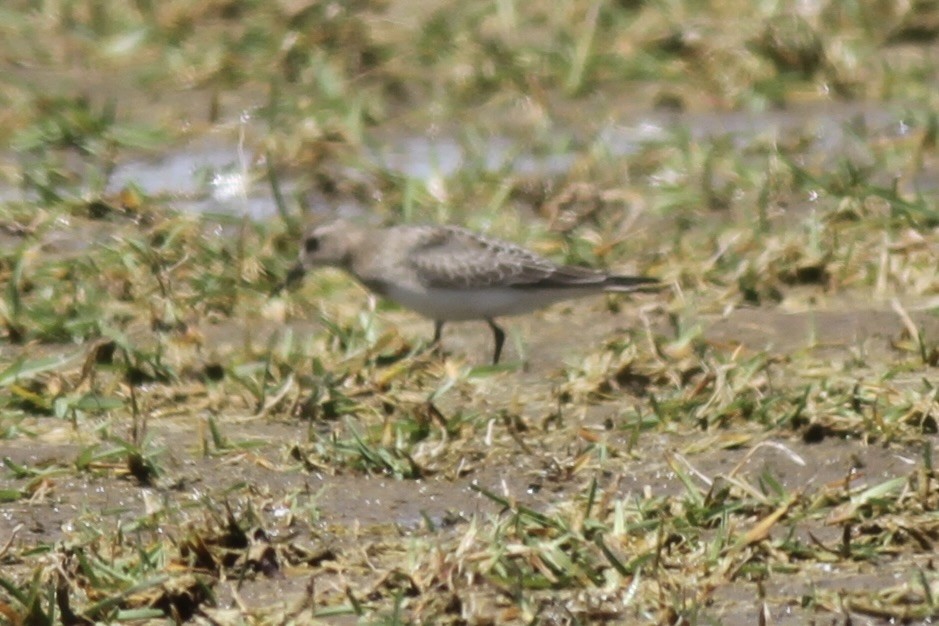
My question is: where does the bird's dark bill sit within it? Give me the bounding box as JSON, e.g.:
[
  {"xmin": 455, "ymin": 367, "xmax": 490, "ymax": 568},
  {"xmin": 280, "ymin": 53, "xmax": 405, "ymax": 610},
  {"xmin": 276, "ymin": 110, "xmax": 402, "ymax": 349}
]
[{"xmin": 275, "ymin": 263, "xmax": 307, "ymax": 294}]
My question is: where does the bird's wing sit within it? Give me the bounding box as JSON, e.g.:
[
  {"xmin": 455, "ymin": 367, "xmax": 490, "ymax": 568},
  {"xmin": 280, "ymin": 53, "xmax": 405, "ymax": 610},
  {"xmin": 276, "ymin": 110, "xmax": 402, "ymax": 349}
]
[{"xmin": 407, "ymin": 227, "xmax": 608, "ymax": 290}]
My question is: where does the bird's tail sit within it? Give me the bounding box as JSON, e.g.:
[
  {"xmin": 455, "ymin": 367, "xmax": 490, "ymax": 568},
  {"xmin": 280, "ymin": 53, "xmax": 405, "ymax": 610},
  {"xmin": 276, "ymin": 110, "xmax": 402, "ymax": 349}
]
[{"xmin": 603, "ymin": 275, "xmax": 664, "ymax": 293}]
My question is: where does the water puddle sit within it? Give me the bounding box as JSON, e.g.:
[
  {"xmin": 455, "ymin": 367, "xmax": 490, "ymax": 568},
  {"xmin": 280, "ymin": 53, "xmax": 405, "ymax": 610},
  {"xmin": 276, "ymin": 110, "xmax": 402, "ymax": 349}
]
[
  {"xmin": 601, "ymin": 100, "xmax": 906, "ymax": 155},
  {"xmin": 1, "ymin": 101, "xmax": 922, "ymax": 221}
]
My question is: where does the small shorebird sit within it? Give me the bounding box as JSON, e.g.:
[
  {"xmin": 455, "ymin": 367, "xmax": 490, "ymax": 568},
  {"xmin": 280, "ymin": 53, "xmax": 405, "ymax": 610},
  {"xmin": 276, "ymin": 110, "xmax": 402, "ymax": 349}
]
[{"xmin": 286, "ymin": 220, "xmax": 661, "ymax": 364}]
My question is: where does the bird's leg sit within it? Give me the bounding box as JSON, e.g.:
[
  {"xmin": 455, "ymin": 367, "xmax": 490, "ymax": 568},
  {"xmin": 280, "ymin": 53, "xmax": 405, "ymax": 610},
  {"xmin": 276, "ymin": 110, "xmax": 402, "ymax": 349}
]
[
  {"xmin": 431, "ymin": 320, "xmax": 444, "ymax": 354},
  {"xmin": 486, "ymin": 319, "xmax": 505, "ymax": 365}
]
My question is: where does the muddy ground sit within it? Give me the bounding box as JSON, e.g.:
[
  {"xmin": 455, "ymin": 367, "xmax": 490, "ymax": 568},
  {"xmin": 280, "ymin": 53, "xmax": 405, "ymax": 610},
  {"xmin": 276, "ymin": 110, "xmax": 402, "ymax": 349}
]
[
  {"xmin": 4, "ymin": 289, "xmax": 939, "ymax": 623},
  {"xmin": 4, "ymin": 1, "xmax": 939, "ymax": 623}
]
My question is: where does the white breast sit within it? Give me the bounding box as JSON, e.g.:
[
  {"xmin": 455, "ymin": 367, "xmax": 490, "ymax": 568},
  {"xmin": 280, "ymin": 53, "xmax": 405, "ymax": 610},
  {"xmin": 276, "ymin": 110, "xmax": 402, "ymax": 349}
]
[{"xmin": 382, "ymin": 283, "xmax": 599, "ymax": 320}]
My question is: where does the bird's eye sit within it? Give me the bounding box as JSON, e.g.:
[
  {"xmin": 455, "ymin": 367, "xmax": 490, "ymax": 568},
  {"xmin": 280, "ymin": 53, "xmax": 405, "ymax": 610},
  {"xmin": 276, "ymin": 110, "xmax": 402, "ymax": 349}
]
[{"xmin": 304, "ymin": 237, "xmax": 320, "ymax": 253}]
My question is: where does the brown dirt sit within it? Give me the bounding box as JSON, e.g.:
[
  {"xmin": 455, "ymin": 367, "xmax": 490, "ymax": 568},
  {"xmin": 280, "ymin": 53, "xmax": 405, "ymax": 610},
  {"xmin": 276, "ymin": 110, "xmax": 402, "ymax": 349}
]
[{"xmin": 3, "ymin": 291, "xmax": 933, "ymax": 622}]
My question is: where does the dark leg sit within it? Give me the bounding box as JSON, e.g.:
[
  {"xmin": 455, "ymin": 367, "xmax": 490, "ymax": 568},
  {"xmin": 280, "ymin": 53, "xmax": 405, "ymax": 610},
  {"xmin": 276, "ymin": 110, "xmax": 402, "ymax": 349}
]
[
  {"xmin": 429, "ymin": 320, "xmax": 444, "ymax": 356},
  {"xmin": 487, "ymin": 318, "xmax": 505, "ymax": 364}
]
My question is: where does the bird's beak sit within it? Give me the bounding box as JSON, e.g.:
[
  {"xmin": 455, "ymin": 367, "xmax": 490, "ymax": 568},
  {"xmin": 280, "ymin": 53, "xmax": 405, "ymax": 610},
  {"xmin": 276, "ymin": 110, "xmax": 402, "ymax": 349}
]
[{"xmin": 274, "ymin": 262, "xmax": 307, "ymax": 294}]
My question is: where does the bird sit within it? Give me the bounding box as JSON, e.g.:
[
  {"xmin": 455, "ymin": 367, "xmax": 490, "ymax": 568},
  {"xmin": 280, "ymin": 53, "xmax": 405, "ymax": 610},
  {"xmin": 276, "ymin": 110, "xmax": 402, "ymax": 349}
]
[{"xmin": 285, "ymin": 220, "xmax": 661, "ymax": 364}]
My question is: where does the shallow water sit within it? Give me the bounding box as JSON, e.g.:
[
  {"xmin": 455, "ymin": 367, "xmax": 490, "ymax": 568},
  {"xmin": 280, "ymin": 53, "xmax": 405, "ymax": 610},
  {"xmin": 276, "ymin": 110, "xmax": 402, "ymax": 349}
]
[{"xmin": 6, "ymin": 100, "xmax": 905, "ymax": 220}]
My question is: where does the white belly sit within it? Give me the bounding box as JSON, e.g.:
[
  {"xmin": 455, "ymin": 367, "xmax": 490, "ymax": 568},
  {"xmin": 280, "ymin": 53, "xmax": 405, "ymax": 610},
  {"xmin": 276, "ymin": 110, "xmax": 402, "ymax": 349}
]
[{"xmin": 383, "ymin": 284, "xmax": 596, "ymax": 320}]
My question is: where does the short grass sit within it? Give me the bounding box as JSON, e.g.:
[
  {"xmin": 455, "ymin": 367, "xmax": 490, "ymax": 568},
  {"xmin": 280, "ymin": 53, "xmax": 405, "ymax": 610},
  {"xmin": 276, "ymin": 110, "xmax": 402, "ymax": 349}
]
[{"xmin": 3, "ymin": 0, "xmax": 939, "ymax": 623}]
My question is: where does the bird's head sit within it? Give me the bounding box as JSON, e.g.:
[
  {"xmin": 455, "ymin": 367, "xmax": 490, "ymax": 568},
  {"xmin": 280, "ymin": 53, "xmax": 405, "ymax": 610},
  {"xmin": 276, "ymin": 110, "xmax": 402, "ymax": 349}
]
[{"xmin": 283, "ymin": 219, "xmax": 365, "ymax": 288}]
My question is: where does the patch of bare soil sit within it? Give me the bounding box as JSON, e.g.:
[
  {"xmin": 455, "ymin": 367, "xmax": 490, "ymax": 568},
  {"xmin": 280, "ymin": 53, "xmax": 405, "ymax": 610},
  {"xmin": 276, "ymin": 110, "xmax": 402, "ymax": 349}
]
[{"xmin": 3, "ymin": 290, "xmax": 936, "ymax": 622}]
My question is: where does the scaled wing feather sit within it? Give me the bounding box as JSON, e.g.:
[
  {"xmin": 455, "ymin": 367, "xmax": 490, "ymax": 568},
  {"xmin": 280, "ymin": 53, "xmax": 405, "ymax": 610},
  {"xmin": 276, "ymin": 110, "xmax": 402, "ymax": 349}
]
[
  {"xmin": 407, "ymin": 227, "xmax": 610, "ymax": 289},
  {"xmin": 407, "ymin": 227, "xmax": 560, "ymax": 289}
]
